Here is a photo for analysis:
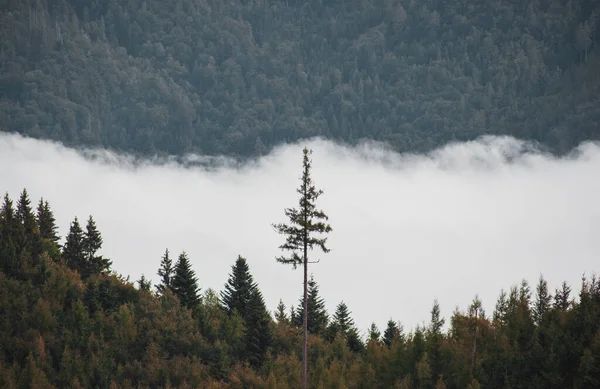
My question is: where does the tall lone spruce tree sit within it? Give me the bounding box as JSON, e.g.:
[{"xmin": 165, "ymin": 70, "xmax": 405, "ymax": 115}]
[{"xmin": 272, "ymin": 147, "xmax": 332, "ymax": 389}]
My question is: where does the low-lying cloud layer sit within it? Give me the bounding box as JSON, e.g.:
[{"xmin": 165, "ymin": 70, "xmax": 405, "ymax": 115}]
[{"xmin": 1, "ymin": 133, "xmax": 599, "ymax": 335}]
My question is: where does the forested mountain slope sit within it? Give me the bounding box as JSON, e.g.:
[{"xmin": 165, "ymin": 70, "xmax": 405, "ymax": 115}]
[
  {"xmin": 1, "ymin": 0, "xmax": 599, "ymax": 157},
  {"xmin": 2, "ymin": 188, "xmax": 600, "ymax": 388}
]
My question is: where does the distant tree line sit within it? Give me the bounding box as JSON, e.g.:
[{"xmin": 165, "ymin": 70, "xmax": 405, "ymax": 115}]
[
  {"xmin": 1, "ymin": 187, "xmax": 599, "ymax": 388},
  {"xmin": 0, "ymin": 0, "xmax": 599, "ymax": 158}
]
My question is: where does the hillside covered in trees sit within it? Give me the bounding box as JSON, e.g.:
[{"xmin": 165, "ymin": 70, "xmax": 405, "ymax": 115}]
[
  {"xmin": 1, "ymin": 188, "xmax": 599, "ymax": 388},
  {"xmin": 1, "ymin": 0, "xmax": 600, "ymax": 158}
]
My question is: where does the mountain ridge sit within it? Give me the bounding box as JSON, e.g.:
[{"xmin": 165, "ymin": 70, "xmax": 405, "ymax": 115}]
[{"xmin": 1, "ymin": 0, "xmax": 599, "ymax": 158}]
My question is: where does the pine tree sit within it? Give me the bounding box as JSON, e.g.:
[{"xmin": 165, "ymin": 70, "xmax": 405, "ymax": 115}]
[
  {"xmin": 273, "ymin": 147, "xmax": 332, "ymax": 389},
  {"xmin": 156, "ymin": 248, "xmax": 174, "ymax": 294},
  {"xmin": 83, "ymin": 216, "xmax": 111, "ymax": 277},
  {"xmin": 171, "ymin": 251, "xmax": 200, "ymax": 309},
  {"xmin": 221, "ymin": 255, "xmax": 272, "ymax": 366},
  {"xmin": 383, "ymin": 319, "xmax": 400, "ymax": 348},
  {"xmin": 293, "ymin": 275, "xmax": 328, "ymax": 335},
  {"xmin": 62, "ymin": 217, "xmax": 86, "ymax": 274}
]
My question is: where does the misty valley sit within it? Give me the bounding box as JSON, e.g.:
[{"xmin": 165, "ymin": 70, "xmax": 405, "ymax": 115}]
[
  {"xmin": 2, "ymin": 0, "xmax": 600, "ymax": 387},
  {"xmin": 1, "ymin": 139, "xmax": 599, "ymax": 389}
]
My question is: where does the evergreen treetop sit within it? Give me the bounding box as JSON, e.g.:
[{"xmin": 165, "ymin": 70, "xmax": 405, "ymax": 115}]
[
  {"xmin": 36, "ymin": 198, "xmax": 59, "ymax": 243},
  {"xmin": 171, "ymin": 251, "xmax": 200, "ymax": 309},
  {"xmin": 156, "ymin": 248, "xmax": 174, "ymax": 294},
  {"xmin": 293, "ymin": 275, "xmax": 329, "ymax": 335}
]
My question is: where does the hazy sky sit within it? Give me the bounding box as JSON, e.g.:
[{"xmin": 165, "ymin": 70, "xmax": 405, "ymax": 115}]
[{"xmin": 1, "ymin": 133, "xmax": 599, "ymax": 336}]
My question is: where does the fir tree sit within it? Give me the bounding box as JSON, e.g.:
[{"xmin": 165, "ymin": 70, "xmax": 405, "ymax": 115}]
[
  {"xmin": 368, "ymin": 323, "xmax": 381, "ymax": 342},
  {"xmin": 274, "ymin": 299, "xmax": 289, "ymax": 325},
  {"xmin": 221, "ymin": 255, "xmax": 255, "ymax": 318},
  {"xmin": 383, "ymin": 319, "xmax": 400, "ymax": 348},
  {"xmin": 346, "ymin": 326, "xmax": 365, "ymax": 353},
  {"xmin": 156, "ymin": 248, "xmax": 173, "ymax": 294},
  {"xmin": 244, "ymin": 287, "xmax": 273, "ymax": 367},
  {"xmin": 0, "ymin": 193, "xmax": 19, "ymax": 276},
  {"xmin": 137, "ymin": 274, "xmax": 152, "ymax": 291},
  {"xmin": 272, "ymin": 147, "xmax": 332, "ymax": 389},
  {"xmin": 493, "ymin": 289, "xmax": 508, "ymax": 326},
  {"xmin": 83, "ymin": 216, "xmax": 111, "ymax": 277},
  {"xmin": 171, "ymin": 251, "xmax": 200, "ymax": 309},
  {"xmin": 554, "ymin": 281, "xmax": 571, "ymax": 310},
  {"xmin": 36, "ymin": 198, "xmax": 59, "ymax": 243},
  {"xmin": 16, "ymin": 188, "xmax": 40, "ymax": 256},
  {"xmin": 329, "ymin": 301, "xmax": 355, "ymax": 336},
  {"xmin": 533, "ymin": 275, "xmax": 552, "ymax": 325},
  {"xmin": 62, "ymin": 217, "xmax": 86, "ymax": 273},
  {"xmin": 221, "ymin": 255, "xmax": 272, "ymax": 366},
  {"xmin": 293, "ymin": 275, "xmax": 328, "ymax": 336},
  {"xmin": 427, "ymin": 299, "xmax": 445, "ymax": 381}
]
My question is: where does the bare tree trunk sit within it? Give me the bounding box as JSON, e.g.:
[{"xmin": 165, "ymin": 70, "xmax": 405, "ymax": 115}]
[{"xmin": 302, "ymin": 239, "xmax": 308, "ymax": 389}]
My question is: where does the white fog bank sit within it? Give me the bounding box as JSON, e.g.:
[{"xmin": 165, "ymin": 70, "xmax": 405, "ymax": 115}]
[{"xmin": 1, "ymin": 133, "xmax": 599, "ymax": 335}]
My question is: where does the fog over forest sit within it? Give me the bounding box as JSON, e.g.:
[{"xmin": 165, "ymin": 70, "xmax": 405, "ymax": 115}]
[{"xmin": 1, "ymin": 133, "xmax": 598, "ymax": 334}]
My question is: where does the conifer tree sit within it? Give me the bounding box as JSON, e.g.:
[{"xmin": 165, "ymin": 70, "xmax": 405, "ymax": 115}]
[
  {"xmin": 244, "ymin": 286, "xmax": 273, "ymax": 367},
  {"xmin": 554, "ymin": 281, "xmax": 571, "ymax": 310},
  {"xmin": 469, "ymin": 296, "xmax": 482, "ymax": 378},
  {"xmin": 533, "ymin": 275, "xmax": 552, "ymax": 325},
  {"xmin": 83, "ymin": 216, "xmax": 111, "ymax": 277},
  {"xmin": 171, "ymin": 251, "xmax": 200, "ymax": 309},
  {"xmin": 293, "ymin": 275, "xmax": 329, "ymax": 335},
  {"xmin": 493, "ymin": 289, "xmax": 508, "ymax": 326},
  {"xmin": 347, "ymin": 326, "xmax": 365, "ymax": 353},
  {"xmin": 273, "ymin": 147, "xmax": 332, "ymax": 389},
  {"xmin": 383, "ymin": 319, "xmax": 400, "ymax": 348},
  {"xmin": 16, "ymin": 188, "xmax": 41, "ymax": 256},
  {"xmin": 329, "ymin": 301, "xmax": 355, "ymax": 336},
  {"xmin": 156, "ymin": 248, "xmax": 174, "ymax": 294},
  {"xmin": 274, "ymin": 299, "xmax": 289, "ymax": 325},
  {"xmin": 427, "ymin": 300, "xmax": 445, "ymax": 381},
  {"xmin": 0, "ymin": 193, "xmax": 19, "ymax": 276},
  {"xmin": 368, "ymin": 323, "xmax": 381, "ymax": 342},
  {"xmin": 137, "ymin": 274, "xmax": 152, "ymax": 291},
  {"xmin": 221, "ymin": 255, "xmax": 272, "ymax": 366},
  {"xmin": 221, "ymin": 256, "xmax": 255, "ymax": 317},
  {"xmin": 62, "ymin": 217, "xmax": 86, "ymax": 273},
  {"xmin": 36, "ymin": 198, "xmax": 59, "ymax": 243}
]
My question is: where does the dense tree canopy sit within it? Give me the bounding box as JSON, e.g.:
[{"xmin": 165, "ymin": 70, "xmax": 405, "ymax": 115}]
[
  {"xmin": 1, "ymin": 189, "xmax": 599, "ymax": 388},
  {"xmin": 0, "ymin": 0, "xmax": 599, "ymax": 158}
]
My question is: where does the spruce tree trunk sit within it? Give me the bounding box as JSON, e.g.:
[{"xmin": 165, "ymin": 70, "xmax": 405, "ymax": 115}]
[{"xmin": 302, "ymin": 233, "xmax": 308, "ymax": 389}]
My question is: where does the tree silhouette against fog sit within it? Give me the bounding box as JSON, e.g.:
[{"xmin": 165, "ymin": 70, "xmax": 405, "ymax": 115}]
[{"xmin": 272, "ymin": 147, "xmax": 332, "ymax": 389}]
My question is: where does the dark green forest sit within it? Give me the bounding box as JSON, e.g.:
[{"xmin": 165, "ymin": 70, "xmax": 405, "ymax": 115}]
[
  {"xmin": 1, "ymin": 188, "xmax": 599, "ymax": 388},
  {"xmin": 1, "ymin": 0, "xmax": 599, "ymax": 158}
]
